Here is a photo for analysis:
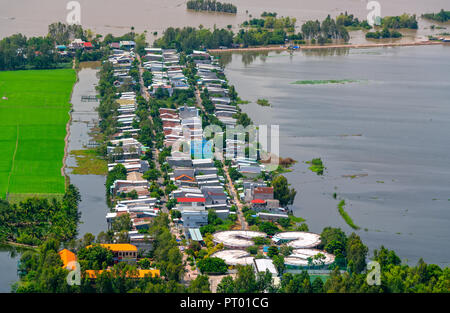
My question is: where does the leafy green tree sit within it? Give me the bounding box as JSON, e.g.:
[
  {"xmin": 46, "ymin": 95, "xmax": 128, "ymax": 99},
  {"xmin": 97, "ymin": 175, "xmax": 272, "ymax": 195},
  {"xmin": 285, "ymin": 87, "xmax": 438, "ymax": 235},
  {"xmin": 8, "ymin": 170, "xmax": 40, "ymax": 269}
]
[
  {"xmin": 272, "ymin": 175, "xmax": 296, "ymax": 206},
  {"xmin": 197, "ymin": 257, "xmax": 228, "ymax": 274},
  {"xmin": 346, "ymin": 233, "xmax": 368, "ymax": 274},
  {"xmin": 143, "ymin": 168, "xmax": 161, "ymax": 181},
  {"xmin": 312, "ymin": 277, "xmax": 324, "ymax": 293},
  {"xmin": 77, "ymin": 244, "xmax": 114, "ymax": 270},
  {"xmin": 272, "ymin": 254, "xmax": 285, "ymax": 275},
  {"xmin": 188, "ymin": 275, "xmax": 211, "ymax": 293},
  {"xmin": 112, "ymin": 213, "xmax": 132, "ymax": 232},
  {"xmin": 234, "ymin": 265, "xmax": 258, "ymax": 293},
  {"xmin": 259, "ymin": 221, "xmax": 279, "ymax": 236},
  {"xmin": 217, "ymin": 275, "xmax": 235, "ymax": 293},
  {"xmin": 372, "ymin": 246, "xmax": 401, "ymax": 270},
  {"xmin": 267, "ymin": 245, "xmax": 279, "ymax": 258}
]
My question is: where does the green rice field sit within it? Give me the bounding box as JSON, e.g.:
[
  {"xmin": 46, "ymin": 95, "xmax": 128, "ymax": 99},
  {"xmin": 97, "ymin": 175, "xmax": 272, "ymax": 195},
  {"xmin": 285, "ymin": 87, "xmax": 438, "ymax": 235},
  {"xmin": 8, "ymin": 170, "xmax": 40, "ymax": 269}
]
[{"xmin": 0, "ymin": 69, "xmax": 76, "ymax": 199}]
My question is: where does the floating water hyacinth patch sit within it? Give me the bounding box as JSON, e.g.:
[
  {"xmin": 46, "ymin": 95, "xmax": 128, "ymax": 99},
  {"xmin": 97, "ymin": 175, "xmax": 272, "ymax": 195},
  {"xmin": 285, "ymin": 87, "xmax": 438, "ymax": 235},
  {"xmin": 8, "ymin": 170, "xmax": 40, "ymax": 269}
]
[{"xmin": 291, "ymin": 79, "xmax": 361, "ymax": 85}]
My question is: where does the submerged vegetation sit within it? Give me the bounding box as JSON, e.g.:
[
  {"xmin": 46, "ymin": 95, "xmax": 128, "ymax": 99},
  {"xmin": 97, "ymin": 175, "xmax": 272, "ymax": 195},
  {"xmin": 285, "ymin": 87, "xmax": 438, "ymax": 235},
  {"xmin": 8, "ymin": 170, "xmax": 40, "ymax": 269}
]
[
  {"xmin": 337, "ymin": 200, "xmax": 360, "ymax": 230},
  {"xmin": 366, "ymin": 28, "xmax": 403, "ymax": 39},
  {"xmin": 256, "ymin": 98, "xmax": 271, "ymax": 106},
  {"xmin": 69, "ymin": 149, "xmax": 108, "ymax": 175}
]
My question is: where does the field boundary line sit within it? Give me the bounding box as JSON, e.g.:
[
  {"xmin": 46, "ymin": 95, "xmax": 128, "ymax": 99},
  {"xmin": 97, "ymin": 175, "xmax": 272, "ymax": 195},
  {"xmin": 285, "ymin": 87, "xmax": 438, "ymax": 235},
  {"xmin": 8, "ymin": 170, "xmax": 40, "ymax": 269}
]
[{"xmin": 6, "ymin": 124, "xmax": 19, "ymax": 195}]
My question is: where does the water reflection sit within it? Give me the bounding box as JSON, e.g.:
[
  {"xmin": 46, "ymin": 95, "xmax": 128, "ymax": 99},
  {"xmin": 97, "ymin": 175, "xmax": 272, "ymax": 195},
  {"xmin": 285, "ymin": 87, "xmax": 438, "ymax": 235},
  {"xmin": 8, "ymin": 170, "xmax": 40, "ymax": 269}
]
[{"xmin": 300, "ymin": 47, "xmax": 350, "ymax": 57}]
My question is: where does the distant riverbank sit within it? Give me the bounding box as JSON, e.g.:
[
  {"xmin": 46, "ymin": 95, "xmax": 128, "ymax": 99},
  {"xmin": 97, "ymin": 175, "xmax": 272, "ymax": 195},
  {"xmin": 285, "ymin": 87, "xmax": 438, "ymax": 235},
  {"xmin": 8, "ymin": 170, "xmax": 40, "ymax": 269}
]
[{"xmin": 208, "ymin": 40, "xmax": 443, "ymax": 53}]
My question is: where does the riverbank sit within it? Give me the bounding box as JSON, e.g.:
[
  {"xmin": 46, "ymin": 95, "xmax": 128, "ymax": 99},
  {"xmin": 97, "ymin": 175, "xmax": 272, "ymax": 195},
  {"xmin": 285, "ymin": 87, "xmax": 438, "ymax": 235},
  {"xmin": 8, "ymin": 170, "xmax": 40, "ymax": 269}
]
[{"xmin": 208, "ymin": 40, "xmax": 443, "ymax": 53}]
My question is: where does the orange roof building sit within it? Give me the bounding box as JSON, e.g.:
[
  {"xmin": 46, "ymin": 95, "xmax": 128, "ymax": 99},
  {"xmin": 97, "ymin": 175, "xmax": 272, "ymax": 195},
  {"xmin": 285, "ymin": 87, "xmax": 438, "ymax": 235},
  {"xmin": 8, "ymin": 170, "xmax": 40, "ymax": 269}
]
[
  {"xmin": 58, "ymin": 249, "xmax": 77, "ymax": 270},
  {"xmin": 85, "ymin": 269, "xmax": 160, "ymax": 279}
]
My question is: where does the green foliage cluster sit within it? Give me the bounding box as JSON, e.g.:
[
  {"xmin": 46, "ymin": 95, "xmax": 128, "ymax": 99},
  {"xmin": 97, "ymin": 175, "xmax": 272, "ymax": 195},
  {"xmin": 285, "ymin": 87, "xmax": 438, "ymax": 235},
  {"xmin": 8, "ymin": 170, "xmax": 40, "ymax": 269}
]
[
  {"xmin": 422, "ymin": 9, "xmax": 450, "ymax": 22},
  {"xmin": 337, "ymin": 200, "xmax": 360, "ymax": 230},
  {"xmin": 381, "ymin": 14, "xmax": 418, "ymax": 29},
  {"xmin": 187, "ymin": 0, "xmax": 237, "ymax": 14},
  {"xmin": 306, "ymin": 158, "xmax": 325, "ymax": 175},
  {"xmin": 336, "ymin": 12, "xmax": 372, "ymax": 30},
  {"xmin": 272, "ymin": 175, "xmax": 296, "ymax": 206},
  {"xmin": 105, "ymin": 164, "xmax": 127, "ymax": 198},
  {"xmin": 0, "ymin": 185, "xmax": 81, "ymax": 245},
  {"xmin": 301, "ymin": 15, "xmax": 350, "ymax": 42},
  {"xmin": 366, "ymin": 28, "xmax": 402, "ymax": 39},
  {"xmin": 242, "ymin": 15, "xmax": 296, "ymax": 31},
  {"xmin": 154, "ymin": 27, "xmax": 234, "ymax": 53},
  {"xmin": 197, "ymin": 257, "xmax": 228, "ymax": 274},
  {"xmin": 256, "ymin": 98, "xmax": 271, "ymax": 106}
]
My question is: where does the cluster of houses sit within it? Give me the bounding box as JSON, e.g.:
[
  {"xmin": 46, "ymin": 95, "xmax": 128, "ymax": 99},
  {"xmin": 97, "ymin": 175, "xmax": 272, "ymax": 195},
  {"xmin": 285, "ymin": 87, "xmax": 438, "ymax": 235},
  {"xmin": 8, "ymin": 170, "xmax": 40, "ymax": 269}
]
[
  {"xmin": 103, "ymin": 45, "xmax": 160, "ymax": 249},
  {"xmin": 103, "ymin": 46, "xmax": 289, "ymax": 259},
  {"xmin": 142, "ymin": 48, "xmax": 189, "ymax": 96},
  {"xmin": 162, "ymin": 106, "xmax": 234, "ymax": 241},
  {"xmin": 55, "ymin": 38, "xmax": 94, "ymax": 56},
  {"xmin": 193, "ymin": 51, "xmax": 289, "ymax": 222},
  {"xmin": 193, "ymin": 50, "xmax": 238, "ymax": 127},
  {"xmin": 108, "ymin": 48, "xmax": 136, "ymax": 88}
]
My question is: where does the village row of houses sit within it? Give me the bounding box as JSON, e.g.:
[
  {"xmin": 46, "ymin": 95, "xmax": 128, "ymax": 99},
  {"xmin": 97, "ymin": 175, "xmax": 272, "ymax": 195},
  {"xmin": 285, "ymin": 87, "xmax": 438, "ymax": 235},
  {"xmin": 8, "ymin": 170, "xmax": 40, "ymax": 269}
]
[
  {"xmin": 193, "ymin": 51, "xmax": 289, "ymax": 221},
  {"xmin": 161, "ymin": 105, "xmax": 233, "ymax": 239},
  {"xmin": 142, "ymin": 48, "xmax": 189, "ymax": 96}
]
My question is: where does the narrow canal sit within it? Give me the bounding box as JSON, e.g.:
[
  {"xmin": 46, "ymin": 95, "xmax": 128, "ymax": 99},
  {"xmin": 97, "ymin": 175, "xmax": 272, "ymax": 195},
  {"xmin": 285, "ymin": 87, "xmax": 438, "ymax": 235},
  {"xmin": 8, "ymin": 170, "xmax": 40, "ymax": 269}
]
[{"xmin": 66, "ymin": 63, "xmax": 109, "ymax": 237}]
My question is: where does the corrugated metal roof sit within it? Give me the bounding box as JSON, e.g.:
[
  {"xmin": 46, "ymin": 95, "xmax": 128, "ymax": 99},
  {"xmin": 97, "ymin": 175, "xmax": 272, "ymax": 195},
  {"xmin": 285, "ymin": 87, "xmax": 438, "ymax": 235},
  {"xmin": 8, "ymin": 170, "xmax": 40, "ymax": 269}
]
[{"xmin": 189, "ymin": 228, "xmax": 203, "ymax": 241}]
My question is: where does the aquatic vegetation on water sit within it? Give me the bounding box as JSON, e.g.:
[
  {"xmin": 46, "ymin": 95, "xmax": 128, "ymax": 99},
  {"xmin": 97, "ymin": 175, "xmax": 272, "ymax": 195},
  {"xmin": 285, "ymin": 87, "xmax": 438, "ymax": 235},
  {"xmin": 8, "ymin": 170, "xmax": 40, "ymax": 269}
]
[
  {"xmin": 291, "ymin": 79, "xmax": 360, "ymax": 85},
  {"xmin": 256, "ymin": 98, "xmax": 271, "ymax": 106},
  {"xmin": 69, "ymin": 149, "xmax": 108, "ymax": 175},
  {"xmin": 306, "ymin": 158, "xmax": 325, "ymax": 175},
  {"xmin": 337, "ymin": 200, "xmax": 360, "ymax": 230}
]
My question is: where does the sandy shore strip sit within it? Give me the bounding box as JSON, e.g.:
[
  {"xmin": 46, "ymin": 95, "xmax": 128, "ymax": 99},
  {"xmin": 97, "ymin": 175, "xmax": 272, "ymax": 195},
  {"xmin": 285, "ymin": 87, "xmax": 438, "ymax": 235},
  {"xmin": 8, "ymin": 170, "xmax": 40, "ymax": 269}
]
[{"xmin": 207, "ymin": 40, "xmax": 442, "ymax": 53}]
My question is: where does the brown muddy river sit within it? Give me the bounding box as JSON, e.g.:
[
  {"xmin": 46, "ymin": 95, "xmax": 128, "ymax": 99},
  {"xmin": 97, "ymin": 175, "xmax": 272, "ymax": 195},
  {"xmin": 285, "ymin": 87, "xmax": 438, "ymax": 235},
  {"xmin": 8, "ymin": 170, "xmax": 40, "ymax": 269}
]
[{"xmin": 0, "ymin": 0, "xmax": 449, "ymax": 42}]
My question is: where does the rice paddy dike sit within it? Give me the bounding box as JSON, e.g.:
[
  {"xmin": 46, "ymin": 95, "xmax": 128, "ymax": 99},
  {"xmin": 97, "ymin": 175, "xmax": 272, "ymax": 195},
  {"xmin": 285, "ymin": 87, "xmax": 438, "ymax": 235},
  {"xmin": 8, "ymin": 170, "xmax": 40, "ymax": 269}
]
[{"xmin": 0, "ymin": 69, "xmax": 76, "ymax": 200}]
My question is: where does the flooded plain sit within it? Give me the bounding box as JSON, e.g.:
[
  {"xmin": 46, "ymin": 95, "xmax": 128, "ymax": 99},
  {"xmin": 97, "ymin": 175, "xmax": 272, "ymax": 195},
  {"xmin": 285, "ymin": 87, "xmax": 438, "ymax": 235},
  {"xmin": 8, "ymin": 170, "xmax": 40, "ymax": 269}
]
[
  {"xmin": 220, "ymin": 44, "xmax": 450, "ymax": 267},
  {"xmin": 0, "ymin": 0, "xmax": 449, "ymax": 42}
]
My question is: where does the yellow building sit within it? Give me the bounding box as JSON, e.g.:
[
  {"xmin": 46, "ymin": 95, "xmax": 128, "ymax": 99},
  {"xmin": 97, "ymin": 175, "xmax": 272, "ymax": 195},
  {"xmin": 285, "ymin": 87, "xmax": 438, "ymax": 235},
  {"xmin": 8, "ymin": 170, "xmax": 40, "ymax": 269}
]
[
  {"xmin": 86, "ymin": 243, "xmax": 138, "ymax": 263},
  {"xmin": 84, "ymin": 269, "xmax": 160, "ymax": 279}
]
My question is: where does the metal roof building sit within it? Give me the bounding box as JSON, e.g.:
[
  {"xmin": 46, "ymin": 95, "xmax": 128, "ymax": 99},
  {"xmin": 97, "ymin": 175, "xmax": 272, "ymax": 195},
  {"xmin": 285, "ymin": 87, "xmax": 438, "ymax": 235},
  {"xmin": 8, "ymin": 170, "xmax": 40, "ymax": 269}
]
[{"xmin": 188, "ymin": 228, "xmax": 203, "ymax": 241}]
